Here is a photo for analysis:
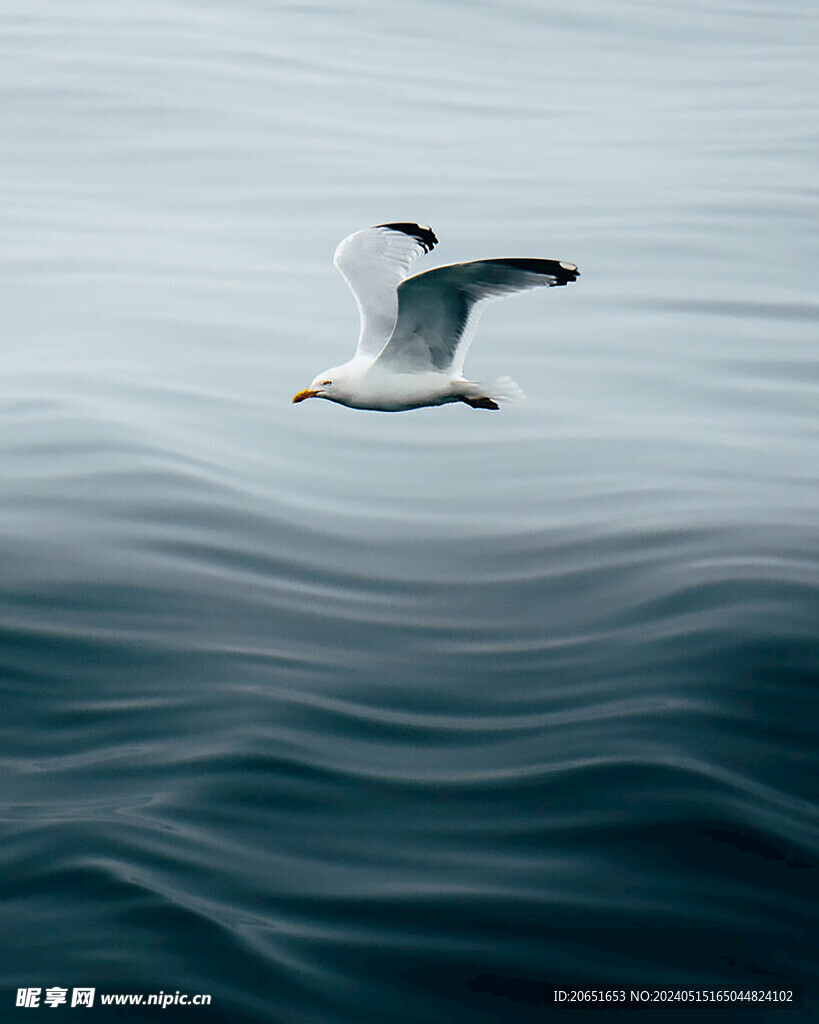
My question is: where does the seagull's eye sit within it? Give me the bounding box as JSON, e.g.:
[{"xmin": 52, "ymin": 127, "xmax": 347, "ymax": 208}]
[{"xmin": 321, "ymin": 380, "xmax": 332, "ymax": 386}]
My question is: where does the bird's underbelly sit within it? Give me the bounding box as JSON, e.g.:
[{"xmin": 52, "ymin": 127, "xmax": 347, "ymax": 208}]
[{"xmin": 345, "ymin": 373, "xmax": 458, "ymax": 412}]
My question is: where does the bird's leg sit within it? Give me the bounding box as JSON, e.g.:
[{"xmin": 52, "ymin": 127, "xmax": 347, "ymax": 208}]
[{"xmin": 461, "ymin": 396, "xmax": 500, "ymax": 410}]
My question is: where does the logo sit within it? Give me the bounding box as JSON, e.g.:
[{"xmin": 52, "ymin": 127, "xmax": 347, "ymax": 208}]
[{"xmin": 15, "ymin": 987, "xmax": 95, "ymax": 1009}]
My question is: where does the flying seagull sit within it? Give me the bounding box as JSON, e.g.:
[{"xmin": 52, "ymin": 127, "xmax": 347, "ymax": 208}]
[{"xmin": 292, "ymin": 222, "xmax": 579, "ymax": 412}]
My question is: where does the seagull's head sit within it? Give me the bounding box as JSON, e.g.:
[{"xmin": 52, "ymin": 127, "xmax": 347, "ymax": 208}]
[{"xmin": 292, "ymin": 366, "xmax": 350, "ymax": 406}]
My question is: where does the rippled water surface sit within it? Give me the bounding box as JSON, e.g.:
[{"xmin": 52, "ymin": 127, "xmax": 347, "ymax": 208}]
[{"xmin": 2, "ymin": 1, "xmax": 818, "ymax": 1021}]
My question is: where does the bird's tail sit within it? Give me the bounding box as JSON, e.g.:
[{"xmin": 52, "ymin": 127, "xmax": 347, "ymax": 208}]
[{"xmin": 481, "ymin": 376, "xmax": 526, "ymax": 405}]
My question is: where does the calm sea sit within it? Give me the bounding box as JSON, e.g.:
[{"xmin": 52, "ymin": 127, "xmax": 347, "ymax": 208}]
[{"xmin": 1, "ymin": 1, "xmax": 817, "ymax": 1021}]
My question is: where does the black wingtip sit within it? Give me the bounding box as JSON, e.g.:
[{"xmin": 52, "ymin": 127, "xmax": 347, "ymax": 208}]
[
  {"xmin": 376, "ymin": 222, "xmax": 438, "ymax": 253},
  {"xmin": 491, "ymin": 257, "xmax": 580, "ymax": 286}
]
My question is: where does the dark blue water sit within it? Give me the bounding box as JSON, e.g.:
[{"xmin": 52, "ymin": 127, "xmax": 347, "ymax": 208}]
[{"xmin": 1, "ymin": 1, "xmax": 817, "ymax": 1021}]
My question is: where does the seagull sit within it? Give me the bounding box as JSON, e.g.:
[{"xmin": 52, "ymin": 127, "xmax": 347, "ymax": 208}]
[{"xmin": 292, "ymin": 222, "xmax": 579, "ymax": 412}]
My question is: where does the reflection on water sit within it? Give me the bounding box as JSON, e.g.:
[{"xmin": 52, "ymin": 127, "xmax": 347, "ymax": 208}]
[{"xmin": 1, "ymin": 0, "xmax": 817, "ymax": 1021}]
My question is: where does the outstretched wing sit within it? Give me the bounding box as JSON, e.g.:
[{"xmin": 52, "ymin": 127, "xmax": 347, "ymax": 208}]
[
  {"xmin": 333, "ymin": 222, "xmax": 438, "ymax": 360},
  {"xmin": 373, "ymin": 258, "xmax": 579, "ymax": 375}
]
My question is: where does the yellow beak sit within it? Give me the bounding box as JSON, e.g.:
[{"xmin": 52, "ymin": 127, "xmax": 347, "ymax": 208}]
[{"xmin": 292, "ymin": 388, "xmax": 319, "ymax": 404}]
